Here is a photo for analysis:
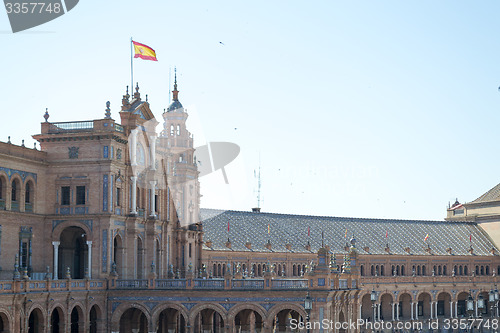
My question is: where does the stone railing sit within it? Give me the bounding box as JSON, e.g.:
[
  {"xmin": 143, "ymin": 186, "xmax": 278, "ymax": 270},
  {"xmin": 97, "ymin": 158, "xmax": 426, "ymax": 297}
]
[
  {"xmin": 193, "ymin": 278, "xmax": 225, "ymax": 289},
  {"xmin": 232, "ymin": 279, "xmax": 264, "ymax": 290},
  {"xmin": 116, "ymin": 279, "xmax": 148, "ymax": 289},
  {"xmin": 0, "ymin": 279, "xmax": 106, "ymax": 294},
  {"xmin": 156, "ymin": 279, "xmax": 186, "ymax": 289},
  {"xmin": 361, "ymin": 275, "xmax": 497, "ymax": 285},
  {"xmin": 271, "ymin": 279, "xmax": 308, "ymax": 289}
]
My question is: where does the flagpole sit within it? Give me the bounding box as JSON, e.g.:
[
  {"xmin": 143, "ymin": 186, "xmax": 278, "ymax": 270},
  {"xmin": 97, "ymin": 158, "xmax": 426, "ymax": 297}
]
[{"xmin": 130, "ymin": 37, "xmax": 134, "ymax": 97}]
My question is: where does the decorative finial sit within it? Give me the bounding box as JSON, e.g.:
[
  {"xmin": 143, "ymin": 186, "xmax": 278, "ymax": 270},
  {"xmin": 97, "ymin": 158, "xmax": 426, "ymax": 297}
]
[
  {"xmin": 21, "ymin": 139, "xmax": 25, "ymax": 147},
  {"xmin": 133, "ymin": 83, "xmax": 141, "ymax": 100},
  {"xmin": 172, "ymin": 67, "xmax": 179, "ymax": 101},
  {"xmin": 34, "ymin": 143, "xmax": 37, "ymax": 150},
  {"xmin": 126, "ymin": 85, "xmax": 129, "ymax": 98},
  {"xmin": 146, "ymin": 94, "xmax": 148, "ymax": 102},
  {"xmin": 105, "ymin": 101, "xmax": 111, "ymax": 119},
  {"xmin": 43, "ymin": 108, "xmax": 49, "ymax": 122},
  {"xmin": 7, "ymin": 136, "xmax": 11, "ymax": 144}
]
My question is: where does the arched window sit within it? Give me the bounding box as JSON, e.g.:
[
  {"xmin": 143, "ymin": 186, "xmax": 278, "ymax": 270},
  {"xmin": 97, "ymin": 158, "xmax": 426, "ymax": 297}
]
[
  {"xmin": 11, "ymin": 179, "xmax": 19, "ymax": 201},
  {"xmin": 170, "ymin": 125, "xmax": 174, "ymax": 136},
  {"xmin": 433, "ymin": 265, "xmax": 437, "ymax": 275},
  {"xmin": 476, "ymin": 266, "xmax": 479, "ymax": 275},
  {"xmin": 360, "ymin": 265, "xmax": 364, "ymax": 276},
  {"xmin": 371, "ymin": 265, "xmax": 374, "ymax": 276},
  {"xmin": 443, "ymin": 265, "xmax": 447, "ymax": 276},
  {"xmin": 480, "ymin": 266, "xmax": 484, "ymax": 275},
  {"xmin": 401, "ymin": 265, "xmax": 405, "ymax": 276},
  {"xmin": 464, "ymin": 266, "xmax": 468, "ymax": 275},
  {"xmin": 380, "ymin": 265, "xmax": 385, "ymax": 276},
  {"xmin": 391, "ymin": 265, "xmax": 395, "ymax": 276},
  {"xmin": 0, "ymin": 177, "xmax": 4, "ymax": 200},
  {"xmin": 438, "ymin": 265, "xmax": 442, "ymax": 276},
  {"xmin": 176, "ymin": 125, "xmax": 181, "ymax": 136},
  {"xmin": 417, "ymin": 266, "xmax": 421, "ymax": 276},
  {"xmin": 25, "ymin": 182, "xmax": 31, "ymax": 203},
  {"xmin": 422, "ymin": 265, "xmax": 426, "ymax": 276},
  {"xmin": 486, "ymin": 266, "xmax": 490, "ymax": 276},
  {"xmin": 396, "ymin": 265, "xmax": 400, "ymax": 276},
  {"xmin": 459, "ymin": 266, "xmax": 463, "ymax": 275},
  {"xmin": 213, "ymin": 264, "xmax": 217, "ymax": 276}
]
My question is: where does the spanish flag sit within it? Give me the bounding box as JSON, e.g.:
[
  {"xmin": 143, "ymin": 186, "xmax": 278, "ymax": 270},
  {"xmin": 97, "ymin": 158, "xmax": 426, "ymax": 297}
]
[
  {"xmin": 267, "ymin": 224, "xmax": 270, "ymax": 235},
  {"xmin": 424, "ymin": 234, "xmax": 429, "ymax": 242},
  {"xmin": 133, "ymin": 41, "xmax": 158, "ymax": 61}
]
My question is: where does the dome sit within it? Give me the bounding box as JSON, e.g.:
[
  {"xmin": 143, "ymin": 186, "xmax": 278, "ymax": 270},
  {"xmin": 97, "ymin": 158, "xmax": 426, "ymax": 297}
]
[{"xmin": 167, "ymin": 100, "xmax": 183, "ymax": 112}]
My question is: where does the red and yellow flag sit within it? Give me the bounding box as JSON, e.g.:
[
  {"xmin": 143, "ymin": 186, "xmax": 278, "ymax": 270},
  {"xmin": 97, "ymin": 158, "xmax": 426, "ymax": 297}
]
[
  {"xmin": 424, "ymin": 234, "xmax": 429, "ymax": 242},
  {"xmin": 267, "ymin": 224, "xmax": 270, "ymax": 235},
  {"xmin": 133, "ymin": 41, "xmax": 158, "ymax": 61}
]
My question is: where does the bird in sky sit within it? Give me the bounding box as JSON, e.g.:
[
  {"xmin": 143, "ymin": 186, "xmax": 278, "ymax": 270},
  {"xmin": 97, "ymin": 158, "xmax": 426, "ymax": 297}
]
[{"xmin": 219, "ymin": 41, "xmax": 225, "ymax": 45}]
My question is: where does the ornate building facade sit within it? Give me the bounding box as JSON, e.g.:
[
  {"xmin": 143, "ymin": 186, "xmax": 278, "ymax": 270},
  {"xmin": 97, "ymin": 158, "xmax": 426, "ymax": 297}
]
[{"xmin": 0, "ymin": 78, "xmax": 498, "ymax": 333}]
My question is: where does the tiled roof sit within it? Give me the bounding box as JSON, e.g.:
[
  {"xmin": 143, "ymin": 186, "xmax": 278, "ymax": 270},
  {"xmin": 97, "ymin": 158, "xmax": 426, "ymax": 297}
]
[
  {"xmin": 470, "ymin": 183, "xmax": 500, "ymax": 204},
  {"xmin": 200, "ymin": 208, "xmax": 498, "ymax": 256}
]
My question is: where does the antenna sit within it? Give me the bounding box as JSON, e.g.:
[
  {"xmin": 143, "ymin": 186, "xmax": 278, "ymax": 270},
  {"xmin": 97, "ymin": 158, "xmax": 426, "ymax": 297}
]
[
  {"xmin": 257, "ymin": 154, "xmax": 262, "ymax": 209},
  {"xmin": 168, "ymin": 67, "xmax": 172, "ymax": 102}
]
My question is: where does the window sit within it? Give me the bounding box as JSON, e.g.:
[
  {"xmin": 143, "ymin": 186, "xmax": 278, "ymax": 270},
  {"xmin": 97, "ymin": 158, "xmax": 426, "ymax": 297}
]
[
  {"xmin": 11, "ymin": 180, "xmax": 18, "ymax": 201},
  {"xmin": 20, "ymin": 241, "xmax": 28, "ymax": 268},
  {"xmin": 76, "ymin": 186, "xmax": 86, "ymax": 205},
  {"xmin": 170, "ymin": 125, "xmax": 174, "ymax": 136},
  {"xmin": 189, "ymin": 243, "xmax": 192, "ymax": 258},
  {"xmin": 25, "ymin": 182, "xmax": 31, "ymax": 203},
  {"xmin": 176, "ymin": 125, "xmax": 180, "ymax": 136},
  {"xmin": 0, "ymin": 177, "xmax": 3, "ymax": 199},
  {"xmin": 61, "ymin": 186, "xmax": 70, "ymax": 205},
  {"xmin": 116, "ymin": 188, "xmax": 121, "ymax": 206}
]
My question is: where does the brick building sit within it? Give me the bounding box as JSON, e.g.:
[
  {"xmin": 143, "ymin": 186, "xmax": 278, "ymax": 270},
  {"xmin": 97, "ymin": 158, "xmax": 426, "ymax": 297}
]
[{"xmin": 0, "ymin": 77, "xmax": 498, "ymax": 332}]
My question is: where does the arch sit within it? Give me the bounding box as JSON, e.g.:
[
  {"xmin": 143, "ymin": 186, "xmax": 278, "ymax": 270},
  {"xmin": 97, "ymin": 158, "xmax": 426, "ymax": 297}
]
[
  {"xmin": 230, "ymin": 305, "xmax": 265, "ymax": 333},
  {"xmin": 58, "ymin": 226, "xmax": 88, "ymax": 279},
  {"xmin": 69, "ymin": 305, "xmax": 84, "ymax": 333},
  {"xmin": 111, "ymin": 303, "xmax": 152, "ymax": 331},
  {"xmin": 52, "ymin": 221, "xmax": 92, "ymax": 243},
  {"xmin": 227, "ymin": 303, "xmax": 267, "ymax": 323},
  {"xmin": 10, "ymin": 176, "xmax": 21, "ymax": 211},
  {"xmin": 189, "ymin": 303, "xmax": 226, "ymax": 333},
  {"xmin": 417, "ymin": 292, "xmax": 432, "ymax": 318},
  {"xmin": 113, "ymin": 234, "xmax": 124, "ymax": 277},
  {"xmin": 89, "ymin": 305, "xmax": 103, "ymax": 333},
  {"xmin": 397, "ymin": 292, "xmax": 413, "ymax": 320},
  {"xmin": 456, "ymin": 291, "xmax": 470, "ymax": 316},
  {"xmin": 360, "ymin": 293, "xmax": 373, "ymax": 320},
  {"xmin": 136, "ymin": 236, "xmax": 144, "ymax": 279},
  {"xmin": 437, "ymin": 291, "xmax": 452, "ymax": 317},
  {"xmin": 28, "ymin": 306, "xmax": 45, "ymax": 333},
  {"xmin": 380, "ymin": 293, "xmax": 393, "ymax": 321},
  {"xmin": 152, "ymin": 303, "xmax": 189, "ymax": 333},
  {"xmin": 50, "ymin": 306, "xmax": 65, "ymax": 333},
  {"xmin": 0, "ymin": 308, "xmax": 12, "ymax": 333},
  {"xmin": 266, "ymin": 304, "xmax": 306, "ymax": 332},
  {"xmin": 360, "ymin": 265, "xmax": 364, "ymax": 276},
  {"xmin": 0, "ymin": 173, "xmax": 7, "ymax": 204}
]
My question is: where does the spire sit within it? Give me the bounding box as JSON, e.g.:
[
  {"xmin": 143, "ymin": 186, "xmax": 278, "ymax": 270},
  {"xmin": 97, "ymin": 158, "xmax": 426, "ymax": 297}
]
[{"xmin": 172, "ymin": 67, "xmax": 179, "ymax": 101}]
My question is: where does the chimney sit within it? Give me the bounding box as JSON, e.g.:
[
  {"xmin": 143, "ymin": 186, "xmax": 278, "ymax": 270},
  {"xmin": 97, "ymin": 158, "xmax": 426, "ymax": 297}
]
[{"xmin": 252, "ymin": 207, "xmax": 261, "ymax": 213}]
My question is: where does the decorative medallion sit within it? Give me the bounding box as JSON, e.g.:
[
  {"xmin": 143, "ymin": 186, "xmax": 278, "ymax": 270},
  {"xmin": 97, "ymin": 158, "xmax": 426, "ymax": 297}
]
[{"xmin": 68, "ymin": 147, "xmax": 79, "ymax": 159}]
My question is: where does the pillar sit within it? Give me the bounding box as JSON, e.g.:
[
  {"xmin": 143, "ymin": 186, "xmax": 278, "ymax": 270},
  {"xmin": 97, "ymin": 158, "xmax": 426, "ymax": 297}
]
[
  {"xmin": 475, "ymin": 300, "xmax": 478, "ymax": 317},
  {"xmin": 149, "ymin": 135, "xmax": 157, "ymax": 170},
  {"xmin": 414, "ymin": 302, "xmax": 418, "ymax": 320},
  {"xmin": 86, "ymin": 241, "xmax": 92, "ymax": 279},
  {"xmin": 455, "ymin": 301, "xmax": 458, "ymax": 318},
  {"xmin": 450, "ymin": 301, "xmax": 453, "ymax": 318},
  {"xmin": 373, "ymin": 304, "xmax": 376, "ymax": 322},
  {"xmin": 430, "ymin": 301, "xmax": 433, "ymax": 319},
  {"xmin": 149, "ymin": 181, "xmax": 156, "ymax": 217},
  {"xmin": 130, "ymin": 129, "xmax": 138, "ymax": 166},
  {"xmin": 377, "ymin": 303, "xmax": 381, "ymax": 321},
  {"xmin": 411, "ymin": 302, "xmax": 414, "ymax": 320},
  {"xmin": 130, "ymin": 176, "xmax": 137, "ymax": 214},
  {"xmin": 396, "ymin": 303, "xmax": 400, "ymax": 321},
  {"xmin": 435, "ymin": 301, "xmax": 438, "ymax": 318},
  {"xmin": 391, "ymin": 303, "xmax": 395, "ymax": 321},
  {"xmin": 52, "ymin": 241, "xmax": 60, "ymax": 280},
  {"xmin": 359, "ymin": 304, "xmax": 362, "ymax": 320}
]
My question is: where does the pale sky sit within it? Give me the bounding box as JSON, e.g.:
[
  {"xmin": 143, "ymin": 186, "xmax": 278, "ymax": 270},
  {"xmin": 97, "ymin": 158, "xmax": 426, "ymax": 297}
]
[{"xmin": 2, "ymin": 1, "xmax": 500, "ymax": 220}]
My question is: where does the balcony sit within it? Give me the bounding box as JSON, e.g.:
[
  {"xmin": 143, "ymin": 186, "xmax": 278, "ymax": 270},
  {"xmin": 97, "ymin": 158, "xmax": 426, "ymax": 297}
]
[{"xmin": 48, "ymin": 121, "xmax": 94, "ymax": 134}]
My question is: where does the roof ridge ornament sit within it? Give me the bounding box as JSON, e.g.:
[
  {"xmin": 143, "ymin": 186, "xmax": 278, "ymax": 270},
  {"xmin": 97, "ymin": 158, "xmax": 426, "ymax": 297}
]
[
  {"xmin": 105, "ymin": 101, "xmax": 111, "ymax": 119},
  {"xmin": 43, "ymin": 108, "xmax": 49, "ymax": 122},
  {"xmin": 134, "ymin": 82, "xmax": 140, "ymax": 100},
  {"xmin": 172, "ymin": 67, "xmax": 179, "ymax": 101}
]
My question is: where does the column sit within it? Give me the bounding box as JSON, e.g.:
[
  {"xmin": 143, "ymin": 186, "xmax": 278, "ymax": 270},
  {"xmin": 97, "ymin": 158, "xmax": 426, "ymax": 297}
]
[
  {"xmin": 359, "ymin": 304, "xmax": 362, "ymax": 320},
  {"xmin": 415, "ymin": 302, "xmax": 418, "ymax": 320},
  {"xmin": 149, "ymin": 135, "xmax": 157, "ymax": 170},
  {"xmin": 411, "ymin": 302, "xmax": 414, "ymax": 320},
  {"xmin": 455, "ymin": 301, "xmax": 458, "ymax": 318},
  {"xmin": 377, "ymin": 303, "xmax": 381, "ymax": 321},
  {"xmin": 475, "ymin": 300, "xmax": 478, "ymax": 317},
  {"xmin": 130, "ymin": 176, "xmax": 137, "ymax": 214},
  {"xmin": 391, "ymin": 303, "xmax": 395, "ymax": 321},
  {"xmin": 435, "ymin": 301, "xmax": 438, "ymax": 318},
  {"xmin": 130, "ymin": 129, "xmax": 138, "ymax": 166},
  {"xmin": 430, "ymin": 301, "xmax": 433, "ymax": 319},
  {"xmin": 86, "ymin": 241, "xmax": 92, "ymax": 279},
  {"xmin": 396, "ymin": 303, "xmax": 400, "ymax": 321},
  {"xmin": 52, "ymin": 241, "xmax": 60, "ymax": 280},
  {"xmin": 149, "ymin": 181, "xmax": 156, "ymax": 217},
  {"xmin": 373, "ymin": 304, "xmax": 377, "ymax": 322},
  {"xmin": 450, "ymin": 301, "xmax": 453, "ymax": 318}
]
